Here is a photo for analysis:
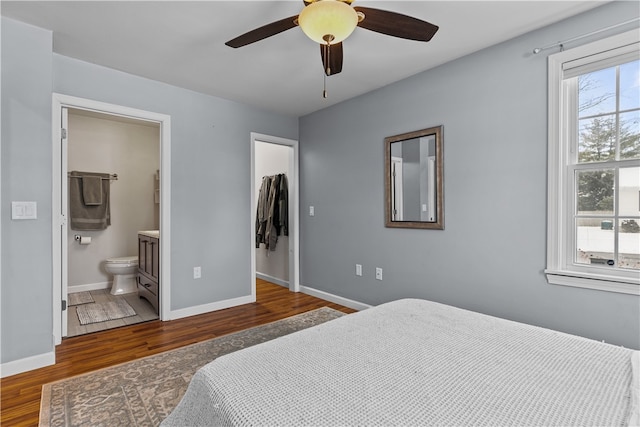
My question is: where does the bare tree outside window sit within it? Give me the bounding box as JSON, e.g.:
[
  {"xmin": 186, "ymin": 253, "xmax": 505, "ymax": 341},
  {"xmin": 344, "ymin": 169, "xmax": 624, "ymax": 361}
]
[{"xmin": 574, "ymin": 60, "xmax": 640, "ymax": 270}]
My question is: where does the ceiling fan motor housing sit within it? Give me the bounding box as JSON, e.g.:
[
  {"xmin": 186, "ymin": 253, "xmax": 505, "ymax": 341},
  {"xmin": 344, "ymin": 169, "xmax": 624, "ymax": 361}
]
[{"xmin": 298, "ymin": 0, "xmax": 358, "ymax": 45}]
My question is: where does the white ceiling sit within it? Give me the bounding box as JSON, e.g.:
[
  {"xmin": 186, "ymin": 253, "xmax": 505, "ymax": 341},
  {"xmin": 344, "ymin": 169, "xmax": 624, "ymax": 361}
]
[{"xmin": 1, "ymin": 1, "xmax": 608, "ymax": 117}]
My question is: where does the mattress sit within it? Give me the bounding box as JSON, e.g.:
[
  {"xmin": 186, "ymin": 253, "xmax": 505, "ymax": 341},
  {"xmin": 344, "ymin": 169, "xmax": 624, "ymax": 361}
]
[{"xmin": 162, "ymin": 299, "xmax": 639, "ymax": 426}]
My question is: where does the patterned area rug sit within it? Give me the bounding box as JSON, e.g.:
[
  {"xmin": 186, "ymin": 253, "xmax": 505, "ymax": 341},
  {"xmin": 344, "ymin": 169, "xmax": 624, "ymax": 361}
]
[
  {"xmin": 76, "ymin": 299, "xmax": 136, "ymax": 325},
  {"xmin": 39, "ymin": 307, "xmax": 345, "ymax": 427},
  {"xmin": 68, "ymin": 291, "xmax": 94, "ymax": 306}
]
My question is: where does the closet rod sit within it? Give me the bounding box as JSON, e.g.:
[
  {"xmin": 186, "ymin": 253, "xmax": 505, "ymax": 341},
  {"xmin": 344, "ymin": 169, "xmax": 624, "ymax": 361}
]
[{"xmin": 68, "ymin": 173, "xmax": 118, "ymax": 181}]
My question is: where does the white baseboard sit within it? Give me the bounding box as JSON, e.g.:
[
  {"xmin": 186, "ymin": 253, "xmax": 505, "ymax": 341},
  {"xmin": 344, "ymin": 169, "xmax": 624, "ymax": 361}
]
[
  {"xmin": 256, "ymin": 272, "xmax": 288, "ymax": 288},
  {"xmin": 170, "ymin": 284, "xmax": 368, "ymax": 322},
  {"xmin": 168, "ymin": 294, "xmax": 256, "ymax": 321},
  {"xmin": 1, "ymin": 351, "xmax": 55, "ymax": 378},
  {"xmin": 68, "ymin": 281, "xmax": 111, "ymax": 293},
  {"xmin": 300, "ymin": 285, "xmax": 371, "ymax": 311}
]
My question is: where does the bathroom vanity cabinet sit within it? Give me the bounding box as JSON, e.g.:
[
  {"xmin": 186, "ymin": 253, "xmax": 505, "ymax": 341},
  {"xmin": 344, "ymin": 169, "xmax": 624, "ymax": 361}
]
[{"xmin": 138, "ymin": 231, "xmax": 159, "ymax": 314}]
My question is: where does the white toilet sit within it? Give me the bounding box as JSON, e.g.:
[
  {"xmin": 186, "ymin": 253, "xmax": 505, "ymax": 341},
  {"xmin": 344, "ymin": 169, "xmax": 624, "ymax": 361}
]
[{"xmin": 105, "ymin": 255, "xmax": 139, "ymax": 295}]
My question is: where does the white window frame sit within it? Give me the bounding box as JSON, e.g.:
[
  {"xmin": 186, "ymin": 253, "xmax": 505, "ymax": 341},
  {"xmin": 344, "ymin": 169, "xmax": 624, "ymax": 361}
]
[{"xmin": 546, "ymin": 29, "xmax": 640, "ymax": 296}]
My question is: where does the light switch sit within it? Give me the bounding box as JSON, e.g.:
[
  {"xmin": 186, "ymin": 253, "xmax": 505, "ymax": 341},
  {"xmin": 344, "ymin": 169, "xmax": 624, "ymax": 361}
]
[
  {"xmin": 309, "ymin": 206, "xmax": 315, "ymax": 216},
  {"xmin": 12, "ymin": 201, "xmax": 37, "ymax": 220}
]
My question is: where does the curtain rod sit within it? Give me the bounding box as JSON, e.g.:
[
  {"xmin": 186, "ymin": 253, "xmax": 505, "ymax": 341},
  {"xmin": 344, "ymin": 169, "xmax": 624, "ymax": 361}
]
[
  {"xmin": 68, "ymin": 173, "xmax": 118, "ymax": 181},
  {"xmin": 532, "ymin": 17, "xmax": 639, "ymax": 54}
]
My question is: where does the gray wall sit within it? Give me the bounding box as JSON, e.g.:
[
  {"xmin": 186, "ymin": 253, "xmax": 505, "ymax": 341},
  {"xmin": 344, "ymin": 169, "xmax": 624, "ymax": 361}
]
[
  {"xmin": 2, "ymin": 18, "xmax": 54, "ymax": 363},
  {"xmin": 54, "ymin": 58, "xmax": 297, "ymax": 310},
  {"xmin": 54, "ymin": 55, "xmax": 298, "ymax": 308},
  {"xmin": 299, "ymin": 1, "xmax": 640, "ymax": 349},
  {"xmin": 1, "ymin": 16, "xmax": 298, "ymax": 364}
]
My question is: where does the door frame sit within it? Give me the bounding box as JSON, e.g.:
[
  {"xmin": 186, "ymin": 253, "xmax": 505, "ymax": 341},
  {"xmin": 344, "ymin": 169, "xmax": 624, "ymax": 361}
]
[
  {"xmin": 52, "ymin": 93, "xmax": 171, "ymax": 344},
  {"xmin": 250, "ymin": 132, "xmax": 300, "ymax": 293},
  {"xmin": 391, "ymin": 156, "xmax": 404, "ymax": 221}
]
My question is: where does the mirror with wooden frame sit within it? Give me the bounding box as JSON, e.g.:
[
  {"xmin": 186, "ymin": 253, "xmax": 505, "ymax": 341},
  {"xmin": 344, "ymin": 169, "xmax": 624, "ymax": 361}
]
[{"xmin": 385, "ymin": 125, "xmax": 443, "ymax": 229}]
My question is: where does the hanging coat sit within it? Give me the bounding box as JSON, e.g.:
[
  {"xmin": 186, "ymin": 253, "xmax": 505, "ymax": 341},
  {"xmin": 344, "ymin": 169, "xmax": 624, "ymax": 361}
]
[{"xmin": 255, "ymin": 173, "xmax": 289, "ymax": 251}]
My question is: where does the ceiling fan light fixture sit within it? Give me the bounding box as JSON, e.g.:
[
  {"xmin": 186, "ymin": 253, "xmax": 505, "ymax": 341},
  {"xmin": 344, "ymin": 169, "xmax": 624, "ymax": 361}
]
[{"xmin": 298, "ymin": 0, "xmax": 358, "ymax": 45}]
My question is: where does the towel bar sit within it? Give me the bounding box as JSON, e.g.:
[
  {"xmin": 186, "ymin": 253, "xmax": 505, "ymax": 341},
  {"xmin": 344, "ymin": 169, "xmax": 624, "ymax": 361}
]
[{"xmin": 68, "ymin": 173, "xmax": 118, "ymax": 180}]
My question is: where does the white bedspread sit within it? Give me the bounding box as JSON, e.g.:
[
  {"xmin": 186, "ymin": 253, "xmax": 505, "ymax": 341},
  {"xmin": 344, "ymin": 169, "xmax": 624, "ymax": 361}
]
[{"xmin": 162, "ymin": 299, "xmax": 638, "ymax": 426}]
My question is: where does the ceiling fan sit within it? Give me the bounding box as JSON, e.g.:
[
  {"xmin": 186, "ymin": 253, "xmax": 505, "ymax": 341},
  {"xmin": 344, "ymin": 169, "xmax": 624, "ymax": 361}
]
[{"xmin": 225, "ymin": 0, "xmax": 439, "ymax": 81}]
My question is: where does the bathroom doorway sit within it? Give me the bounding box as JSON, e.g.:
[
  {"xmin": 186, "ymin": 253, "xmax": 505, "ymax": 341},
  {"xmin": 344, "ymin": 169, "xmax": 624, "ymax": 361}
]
[
  {"xmin": 65, "ymin": 109, "xmax": 159, "ymax": 336},
  {"xmin": 251, "ymin": 133, "xmax": 299, "ymax": 294},
  {"xmin": 52, "ymin": 94, "xmax": 172, "ymax": 343}
]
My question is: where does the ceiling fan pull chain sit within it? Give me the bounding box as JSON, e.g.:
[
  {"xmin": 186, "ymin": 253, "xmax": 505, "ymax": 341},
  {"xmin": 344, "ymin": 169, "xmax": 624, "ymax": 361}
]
[
  {"xmin": 323, "ymin": 40, "xmax": 332, "ymax": 98},
  {"xmin": 325, "ymin": 40, "xmax": 331, "ymax": 75},
  {"xmin": 323, "ymin": 73, "xmax": 328, "ymax": 99}
]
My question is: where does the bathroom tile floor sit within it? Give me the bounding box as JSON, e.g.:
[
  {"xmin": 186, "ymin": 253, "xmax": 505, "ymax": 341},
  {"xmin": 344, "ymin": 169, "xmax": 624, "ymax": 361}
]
[{"xmin": 67, "ymin": 289, "xmax": 159, "ymax": 338}]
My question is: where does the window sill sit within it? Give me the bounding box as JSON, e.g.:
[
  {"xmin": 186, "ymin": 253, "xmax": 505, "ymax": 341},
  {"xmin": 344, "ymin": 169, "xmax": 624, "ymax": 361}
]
[{"xmin": 545, "ymin": 270, "xmax": 640, "ymax": 295}]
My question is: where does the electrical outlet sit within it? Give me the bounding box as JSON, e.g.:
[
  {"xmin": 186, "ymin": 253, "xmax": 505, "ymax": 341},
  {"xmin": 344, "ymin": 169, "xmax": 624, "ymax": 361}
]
[
  {"xmin": 193, "ymin": 266, "xmax": 201, "ymax": 279},
  {"xmin": 355, "ymin": 264, "xmax": 363, "ymax": 276},
  {"xmin": 309, "ymin": 206, "xmax": 315, "ymax": 216},
  {"xmin": 375, "ymin": 267, "xmax": 383, "ymax": 281}
]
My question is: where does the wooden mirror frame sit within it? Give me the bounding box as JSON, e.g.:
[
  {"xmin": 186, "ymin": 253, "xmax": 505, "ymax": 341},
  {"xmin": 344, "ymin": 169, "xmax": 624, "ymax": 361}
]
[{"xmin": 384, "ymin": 125, "xmax": 444, "ymax": 229}]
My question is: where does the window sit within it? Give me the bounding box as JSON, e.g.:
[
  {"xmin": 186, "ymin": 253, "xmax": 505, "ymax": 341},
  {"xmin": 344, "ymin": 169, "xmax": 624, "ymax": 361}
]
[{"xmin": 547, "ymin": 30, "xmax": 640, "ymax": 295}]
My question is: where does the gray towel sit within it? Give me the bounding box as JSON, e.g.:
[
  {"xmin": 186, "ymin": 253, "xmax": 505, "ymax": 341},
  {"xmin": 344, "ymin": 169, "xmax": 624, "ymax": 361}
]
[
  {"xmin": 82, "ymin": 176, "xmax": 103, "ymax": 205},
  {"xmin": 69, "ymin": 171, "xmax": 111, "ymax": 230}
]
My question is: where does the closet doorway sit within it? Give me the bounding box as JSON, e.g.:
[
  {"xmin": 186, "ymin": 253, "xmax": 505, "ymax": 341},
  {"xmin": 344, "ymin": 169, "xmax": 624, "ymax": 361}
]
[{"xmin": 251, "ymin": 133, "xmax": 299, "ymax": 293}]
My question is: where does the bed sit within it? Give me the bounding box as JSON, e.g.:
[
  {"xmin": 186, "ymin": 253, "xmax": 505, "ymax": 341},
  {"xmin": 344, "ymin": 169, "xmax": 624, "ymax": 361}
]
[{"xmin": 162, "ymin": 299, "xmax": 639, "ymax": 426}]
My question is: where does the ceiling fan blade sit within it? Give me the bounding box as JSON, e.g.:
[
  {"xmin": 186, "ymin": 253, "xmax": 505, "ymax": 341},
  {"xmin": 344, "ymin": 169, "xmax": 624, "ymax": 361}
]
[
  {"xmin": 320, "ymin": 42, "xmax": 343, "ymax": 76},
  {"xmin": 225, "ymin": 15, "xmax": 299, "ymax": 48},
  {"xmin": 354, "ymin": 7, "xmax": 439, "ymax": 42}
]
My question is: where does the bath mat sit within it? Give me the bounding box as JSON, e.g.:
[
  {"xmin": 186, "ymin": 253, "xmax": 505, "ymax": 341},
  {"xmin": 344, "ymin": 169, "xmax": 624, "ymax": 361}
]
[
  {"xmin": 67, "ymin": 292, "xmax": 94, "ymax": 306},
  {"xmin": 40, "ymin": 307, "xmax": 344, "ymax": 427},
  {"xmin": 76, "ymin": 299, "xmax": 136, "ymax": 325}
]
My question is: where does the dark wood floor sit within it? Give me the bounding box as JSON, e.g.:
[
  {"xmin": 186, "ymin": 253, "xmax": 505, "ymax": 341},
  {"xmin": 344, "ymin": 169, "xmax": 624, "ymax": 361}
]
[{"xmin": 1, "ymin": 279, "xmax": 357, "ymax": 426}]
